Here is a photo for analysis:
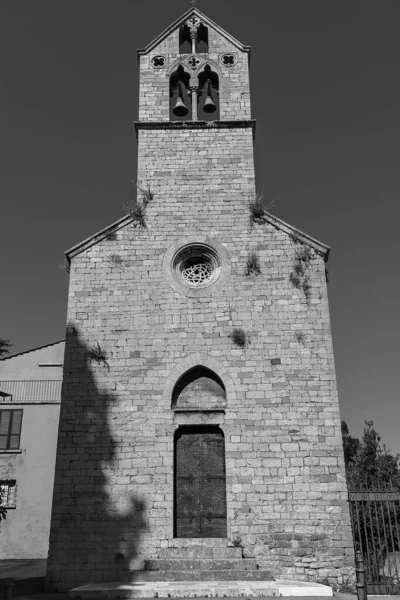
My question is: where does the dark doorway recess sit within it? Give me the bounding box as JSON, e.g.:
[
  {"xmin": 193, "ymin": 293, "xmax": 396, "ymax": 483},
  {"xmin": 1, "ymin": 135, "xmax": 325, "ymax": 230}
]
[{"xmin": 174, "ymin": 426, "xmax": 227, "ymax": 538}]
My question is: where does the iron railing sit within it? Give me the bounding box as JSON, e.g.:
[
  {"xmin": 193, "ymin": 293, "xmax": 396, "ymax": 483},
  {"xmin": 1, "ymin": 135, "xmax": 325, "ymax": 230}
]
[{"xmin": 348, "ymin": 478, "xmax": 400, "ymax": 594}]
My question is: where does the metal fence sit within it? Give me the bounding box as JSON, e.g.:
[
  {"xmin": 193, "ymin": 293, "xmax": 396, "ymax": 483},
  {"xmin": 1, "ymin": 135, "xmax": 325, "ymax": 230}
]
[{"xmin": 348, "ymin": 479, "xmax": 400, "ymax": 594}]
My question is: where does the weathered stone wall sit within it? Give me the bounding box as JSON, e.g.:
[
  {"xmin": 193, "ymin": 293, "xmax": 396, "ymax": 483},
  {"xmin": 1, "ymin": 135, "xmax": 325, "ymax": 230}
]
[{"xmin": 46, "ymin": 122, "xmax": 354, "ymax": 591}]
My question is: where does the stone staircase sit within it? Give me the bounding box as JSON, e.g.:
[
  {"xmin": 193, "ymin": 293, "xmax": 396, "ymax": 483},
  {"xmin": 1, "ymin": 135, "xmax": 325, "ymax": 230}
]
[
  {"xmin": 68, "ymin": 542, "xmax": 332, "ymax": 599},
  {"xmin": 139, "ymin": 544, "xmax": 274, "ymax": 582}
]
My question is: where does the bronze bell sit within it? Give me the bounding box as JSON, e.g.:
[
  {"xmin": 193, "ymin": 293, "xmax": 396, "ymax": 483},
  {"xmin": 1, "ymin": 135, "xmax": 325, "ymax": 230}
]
[
  {"xmin": 203, "ymin": 79, "xmax": 216, "ymax": 114},
  {"xmin": 173, "ymin": 82, "xmax": 189, "ymax": 117},
  {"xmin": 203, "ymin": 95, "xmax": 216, "ymax": 113}
]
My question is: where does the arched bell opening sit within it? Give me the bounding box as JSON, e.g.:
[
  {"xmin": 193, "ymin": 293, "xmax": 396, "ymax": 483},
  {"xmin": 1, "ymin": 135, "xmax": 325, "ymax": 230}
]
[
  {"xmin": 170, "ymin": 66, "xmax": 192, "ymax": 122},
  {"xmin": 174, "ymin": 425, "xmax": 227, "ymax": 538},
  {"xmin": 197, "ymin": 24, "xmax": 209, "ymax": 53},
  {"xmin": 171, "ymin": 366, "xmax": 226, "ymax": 410},
  {"xmin": 197, "ymin": 65, "xmax": 220, "ymax": 121},
  {"xmin": 179, "ymin": 24, "xmax": 191, "ymax": 54}
]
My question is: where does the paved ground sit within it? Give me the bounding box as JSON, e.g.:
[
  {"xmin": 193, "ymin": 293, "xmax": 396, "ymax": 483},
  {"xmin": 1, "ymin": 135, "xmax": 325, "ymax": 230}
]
[{"xmin": 0, "ymin": 559, "xmax": 46, "ymax": 580}]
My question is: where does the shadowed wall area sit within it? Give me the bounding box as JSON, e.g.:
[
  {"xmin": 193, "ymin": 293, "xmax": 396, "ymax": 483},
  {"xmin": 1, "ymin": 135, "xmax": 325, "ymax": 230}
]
[{"xmin": 46, "ymin": 328, "xmax": 147, "ymax": 591}]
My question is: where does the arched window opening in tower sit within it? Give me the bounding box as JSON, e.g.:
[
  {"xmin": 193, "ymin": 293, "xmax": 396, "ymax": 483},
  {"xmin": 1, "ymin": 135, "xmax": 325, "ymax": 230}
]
[
  {"xmin": 197, "ymin": 65, "xmax": 220, "ymax": 121},
  {"xmin": 170, "ymin": 66, "xmax": 192, "ymax": 122},
  {"xmin": 179, "ymin": 24, "xmax": 191, "ymax": 54},
  {"xmin": 197, "ymin": 24, "xmax": 209, "ymax": 53}
]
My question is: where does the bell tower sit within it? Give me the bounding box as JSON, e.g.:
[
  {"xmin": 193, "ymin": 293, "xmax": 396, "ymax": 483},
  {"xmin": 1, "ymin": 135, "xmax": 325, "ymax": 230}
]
[{"xmin": 135, "ymin": 7, "xmax": 255, "ymax": 225}]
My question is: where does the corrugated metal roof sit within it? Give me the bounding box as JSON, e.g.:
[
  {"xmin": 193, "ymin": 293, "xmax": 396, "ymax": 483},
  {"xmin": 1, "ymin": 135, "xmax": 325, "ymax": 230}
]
[{"xmin": 0, "ymin": 380, "xmax": 62, "ymax": 404}]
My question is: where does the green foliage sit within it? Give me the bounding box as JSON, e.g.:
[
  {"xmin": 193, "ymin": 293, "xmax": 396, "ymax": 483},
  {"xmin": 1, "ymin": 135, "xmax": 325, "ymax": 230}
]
[
  {"xmin": 342, "ymin": 420, "xmax": 400, "ymax": 487},
  {"xmin": 245, "ymin": 250, "xmax": 261, "ymax": 276},
  {"xmin": 343, "ymin": 421, "xmax": 400, "ymax": 590},
  {"xmin": 325, "ymin": 267, "xmax": 330, "ymax": 283},
  {"xmin": 109, "ymin": 254, "xmax": 123, "ymax": 265},
  {"xmin": 105, "ymin": 231, "xmax": 117, "ymax": 241},
  {"xmin": 123, "ymin": 180, "xmax": 154, "ymax": 228},
  {"xmin": 87, "ymin": 342, "xmax": 109, "ymax": 368},
  {"xmin": 248, "ymin": 192, "xmax": 274, "ymax": 226},
  {"xmin": 295, "ymin": 331, "xmax": 305, "ymax": 344},
  {"xmin": 58, "ymin": 258, "xmax": 70, "ymax": 274},
  {"xmin": 232, "ymin": 328, "xmax": 246, "ymax": 348},
  {"xmin": 289, "ymin": 244, "xmax": 314, "ymax": 304},
  {"xmin": 249, "ymin": 193, "xmax": 265, "ymax": 223},
  {"xmin": 0, "ymin": 339, "xmax": 12, "ymax": 358}
]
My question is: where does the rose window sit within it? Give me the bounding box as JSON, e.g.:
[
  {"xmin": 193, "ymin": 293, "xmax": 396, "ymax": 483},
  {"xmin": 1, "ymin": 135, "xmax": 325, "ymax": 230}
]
[
  {"xmin": 173, "ymin": 244, "xmax": 221, "ymax": 288},
  {"xmin": 182, "ymin": 260, "xmax": 212, "ymax": 284}
]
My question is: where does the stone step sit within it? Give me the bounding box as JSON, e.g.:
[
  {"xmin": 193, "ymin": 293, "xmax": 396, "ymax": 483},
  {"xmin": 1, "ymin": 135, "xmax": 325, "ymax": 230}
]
[
  {"xmin": 68, "ymin": 580, "xmax": 279, "ymax": 599},
  {"xmin": 68, "ymin": 579, "xmax": 333, "ymax": 599},
  {"xmin": 158, "ymin": 547, "xmax": 243, "ymax": 560},
  {"xmin": 168, "ymin": 538, "xmax": 230, "ymax": 548},
  {"xmin": 131, "ymin": 569, "xmax": 274, "ymax": 581},
  {"xmin": 68, "ymin": 580, "xmax": 333, "ymax": 599},
  {"xmin": 144, "ymin": 559, "xmax": 257, "ymax": 572}
]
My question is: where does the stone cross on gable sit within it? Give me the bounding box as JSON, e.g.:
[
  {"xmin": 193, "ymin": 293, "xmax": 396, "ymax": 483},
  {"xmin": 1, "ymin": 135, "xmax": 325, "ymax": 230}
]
[{"xmin": 190, "ymin": 0, "xmax": 196, "ymax": 7}]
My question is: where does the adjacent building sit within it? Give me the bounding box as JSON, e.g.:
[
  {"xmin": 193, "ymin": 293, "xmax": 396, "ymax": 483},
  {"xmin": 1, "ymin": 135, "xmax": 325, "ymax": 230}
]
[{"xmin": 0, "ymin": 341, "xmax": 64, "ymax": 559}]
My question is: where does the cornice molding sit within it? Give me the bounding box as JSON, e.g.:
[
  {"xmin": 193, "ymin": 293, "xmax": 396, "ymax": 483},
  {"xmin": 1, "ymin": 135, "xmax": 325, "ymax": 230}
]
[{"xmin": 134, "ymin": 120, "xmax": 256, "ymax": 137}]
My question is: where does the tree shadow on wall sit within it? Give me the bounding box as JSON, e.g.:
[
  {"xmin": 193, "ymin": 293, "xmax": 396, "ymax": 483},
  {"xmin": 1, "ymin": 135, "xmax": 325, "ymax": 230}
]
[{"xmin": 46, "ymin": 328, "xmax": 148, "ymax": 591}]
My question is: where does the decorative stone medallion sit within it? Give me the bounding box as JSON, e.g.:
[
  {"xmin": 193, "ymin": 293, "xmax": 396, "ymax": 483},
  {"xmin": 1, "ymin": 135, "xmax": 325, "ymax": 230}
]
[
  {"xmin": 186, "ymin": 55, "xmax": 201, "ymax": 69},
  {"xmin": 220, "ymin": 53, "xmax": 238, "ymax": 67},
  {"xmin": 151, "ymin": 55, "xmax": 167, "ymax": 68}
]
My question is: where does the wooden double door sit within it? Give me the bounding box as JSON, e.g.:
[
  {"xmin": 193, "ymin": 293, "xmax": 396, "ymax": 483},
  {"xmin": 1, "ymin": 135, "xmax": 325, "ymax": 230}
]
[{"xmin": 174, "ymin": 427, "xmax": 227, "ymax": 538}]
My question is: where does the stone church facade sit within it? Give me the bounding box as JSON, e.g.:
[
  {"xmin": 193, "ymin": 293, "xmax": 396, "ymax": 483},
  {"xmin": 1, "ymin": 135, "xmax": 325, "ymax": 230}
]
[{"xmin": 46, "ymin": 8, "xmax": 354, "ymax": 592}]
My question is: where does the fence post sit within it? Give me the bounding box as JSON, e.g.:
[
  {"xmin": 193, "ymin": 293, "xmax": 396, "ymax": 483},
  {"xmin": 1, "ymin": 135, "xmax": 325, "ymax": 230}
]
[
  {"xmin": 3, "ymin": 579, "xmax": 14, "ymax": 600},
  {"xmin": 356, "ymin": 550, "xmax": 367, "ymax": 600}
]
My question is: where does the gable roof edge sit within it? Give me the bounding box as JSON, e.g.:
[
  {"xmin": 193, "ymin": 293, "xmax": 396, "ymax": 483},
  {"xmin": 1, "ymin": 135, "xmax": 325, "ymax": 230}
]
[
  {"xmin": 263, "ymin": 212, "xmax": 331, "ymax": 260},
  {"xmin": 0, "ymin": 340, "xmax": 65, "ymax": 362},
  {"xmin": 137, "ymin": 8, "xmax": 250, "ymax": 57},
  {"xmin": 65, "ymin": 215, "xmax": 133, "ymax": 262}
]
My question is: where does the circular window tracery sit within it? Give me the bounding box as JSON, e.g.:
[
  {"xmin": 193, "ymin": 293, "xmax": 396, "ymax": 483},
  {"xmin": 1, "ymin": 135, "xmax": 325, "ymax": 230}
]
[{"xmin": 173, "ymin": 244, "xmax": 221, "ymax": 288}]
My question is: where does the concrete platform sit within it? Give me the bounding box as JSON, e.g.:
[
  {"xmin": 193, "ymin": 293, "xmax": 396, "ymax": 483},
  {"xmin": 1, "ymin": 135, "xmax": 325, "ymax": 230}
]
[{"xmin": 68, "ymin": 579, "xmax": 333, "ymax": 599}]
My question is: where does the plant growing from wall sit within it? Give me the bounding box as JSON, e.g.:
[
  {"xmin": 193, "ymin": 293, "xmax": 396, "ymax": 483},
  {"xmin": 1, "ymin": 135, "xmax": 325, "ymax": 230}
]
[
  {"xmin": 0, "ymin": 505, "xmax": 7, "ymax": 531},
  {"xmin": 248, "ymin": 191, "xmax": 275, "ymax": 226},
  {"xmin": 109, "ymin": 254, "xmax": 123, "ymax": 265},
  {"xmin": 87, "ymin": 342, "xmax": 109, "ymax": 368},
  {"xmin": 0, "ymin": 338, "xmax": 12, "ymax": 358},
  {"xmin": 58, "ymin": 258, "xmax": 70, "ymax": 274},
  {"xmin": 295, "ymin": 331, "xmax": 306, "ymax": 345},
  {"xmin": 325, "ymin": 267, "xmax": 330, "ymax": 283},
  {"xmin": 105, "ymin": 231, "xmax": 117, "ymax": 241},
  {"xmin": 245, "ymin": 249, "xmax": 261, "ymax": 276},
  {"xmin": 289, "ymin": 241, "xmax": 314, "ymax": 305},
  {"xmin": 123, "ymin": 180, "xmax": 154, "ymax": 228},
  {"xmin": 231, "ymin": 327, "xmax": 246, "ymax": 348}
]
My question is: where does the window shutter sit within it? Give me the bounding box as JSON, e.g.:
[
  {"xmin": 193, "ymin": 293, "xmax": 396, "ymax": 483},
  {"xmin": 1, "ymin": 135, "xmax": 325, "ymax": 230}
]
[
  {"xmin": 0, "ymin": 411, "xmax": 10, "ymax": 435},
  {"xmin": 11, "ymin": 410, "xmax": 22, "ymax": 435},
  {"xmin": 9, "ymin": 410, "xmax": 22, "ymax": 450},
  {"xmin": 0, "ymin": 411, "xmax": 10, "ymax": 449}
]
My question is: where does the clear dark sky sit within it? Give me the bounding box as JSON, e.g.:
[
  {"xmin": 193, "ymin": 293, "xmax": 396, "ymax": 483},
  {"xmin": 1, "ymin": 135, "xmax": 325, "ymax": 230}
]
[{"xmin": 1, "ymin": 0, "xmax": 399, "ymax": 451}]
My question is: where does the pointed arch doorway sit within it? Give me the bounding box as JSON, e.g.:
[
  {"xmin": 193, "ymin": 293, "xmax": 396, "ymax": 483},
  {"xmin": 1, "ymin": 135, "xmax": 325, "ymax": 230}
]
[{"xmin": 174, "ymin": 426, "xmax": 227, "ymax": 538}]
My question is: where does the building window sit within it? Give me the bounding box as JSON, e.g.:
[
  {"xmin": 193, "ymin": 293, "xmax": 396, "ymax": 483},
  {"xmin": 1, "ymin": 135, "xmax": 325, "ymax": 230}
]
[
  {"xmin": 173, "ymin": 244, "xmax": 221, "ymax": 288},
  {"xmin": 0, "ymin": 410, "xmax": 23, "ymax": 450},
  {"xmin": 0, "ymin": 480, "xmax": 16, "ymax": 508}
]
